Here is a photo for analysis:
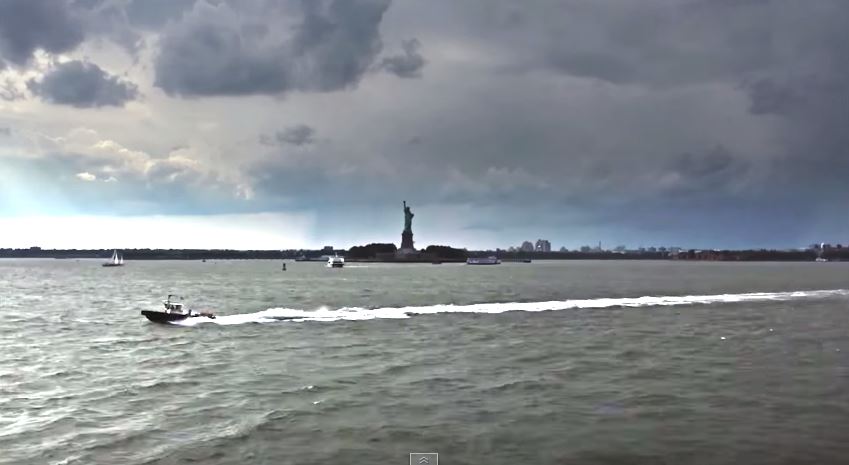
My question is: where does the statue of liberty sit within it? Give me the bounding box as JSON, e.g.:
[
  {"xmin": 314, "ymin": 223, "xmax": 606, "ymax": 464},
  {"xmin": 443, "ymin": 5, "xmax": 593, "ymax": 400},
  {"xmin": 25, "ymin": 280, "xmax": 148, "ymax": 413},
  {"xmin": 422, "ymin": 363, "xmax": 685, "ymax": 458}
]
[
  {"xmin": 403, "ymin": 201, "xmax": 414, "ymax": 232},
  {"xmin": 399, "ymin": 200, "xmax": 416, "ymax": 251}
]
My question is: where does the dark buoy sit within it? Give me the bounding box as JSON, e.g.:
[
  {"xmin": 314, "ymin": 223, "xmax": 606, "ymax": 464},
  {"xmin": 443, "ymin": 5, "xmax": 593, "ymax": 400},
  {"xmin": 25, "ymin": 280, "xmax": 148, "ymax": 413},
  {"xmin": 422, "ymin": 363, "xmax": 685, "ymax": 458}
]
[{"xmin": 282, "ymin": 263, "xmax": 287, "ymax": 271}]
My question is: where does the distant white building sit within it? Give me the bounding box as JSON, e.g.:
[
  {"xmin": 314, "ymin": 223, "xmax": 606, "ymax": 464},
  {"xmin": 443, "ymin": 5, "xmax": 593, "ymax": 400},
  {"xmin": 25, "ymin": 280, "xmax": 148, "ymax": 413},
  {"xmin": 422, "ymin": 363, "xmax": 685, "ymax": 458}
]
[{"xmin": 535, "ymin": 239, "xmax": 551, "ymax": 252}]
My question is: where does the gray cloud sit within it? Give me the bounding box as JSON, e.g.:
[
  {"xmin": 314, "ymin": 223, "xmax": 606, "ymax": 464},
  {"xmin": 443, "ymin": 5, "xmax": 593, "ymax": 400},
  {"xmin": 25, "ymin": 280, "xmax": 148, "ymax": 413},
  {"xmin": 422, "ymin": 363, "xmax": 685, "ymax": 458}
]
[
  {"xmin": 662, "ymin": 146, "xmax": 752, "ymax": 199},
  {"xmin": 743, "ymin": 78, "xmax": 799, "ymax": 115},
  {"xmin": 28, "ymin": 60, "xmax": 139, "ymax": 108},
  {"xmin": 260, "ymin": 125, "xmax": 316, "ymax": 147},
  {"xmin": 0, "ymin": 78, "xmax": 23, "ymax": 101},
  {"xmin": 0, "ymin": 127, "xmax": 10, "ymax": 136},
  {"xmin": 3, "ymin": 0, "xmax": 849, "ymax": 248},
  {"xmin": 153, "ymin": 0, "xmax": 391, "ymax": 97},
  {"xmin": 126, "ymin": 0, "xmax": 196, "ymax": 29},
  {"xmin": 379, "ymin": 38, "xmax": 425, "ymax": 78},
  {"xmin": 183, "ymin": 0, "xmax": 848, "ymax": 247},
  {"xmin": 82, "ymin": 3, "xmax": 144, "ymax": 57},
  {"xmin": 0, "ymin": 153, "xmax": 243, "ymax": 216},
  {"xmin": 0, "ymin": 0, "xmax": 85, "ymax": 66},
  {"xmin": 153, "ymin": 2, "xmax": 287, "ymax": 96}
]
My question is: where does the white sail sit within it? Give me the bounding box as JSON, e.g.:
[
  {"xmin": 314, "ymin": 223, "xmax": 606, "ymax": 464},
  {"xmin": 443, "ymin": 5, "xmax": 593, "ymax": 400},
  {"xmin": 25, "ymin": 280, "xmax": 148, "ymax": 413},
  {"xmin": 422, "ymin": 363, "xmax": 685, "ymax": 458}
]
[{"xmin": 102, "ymin": 249, "xmax": 123, "ymax": 266}]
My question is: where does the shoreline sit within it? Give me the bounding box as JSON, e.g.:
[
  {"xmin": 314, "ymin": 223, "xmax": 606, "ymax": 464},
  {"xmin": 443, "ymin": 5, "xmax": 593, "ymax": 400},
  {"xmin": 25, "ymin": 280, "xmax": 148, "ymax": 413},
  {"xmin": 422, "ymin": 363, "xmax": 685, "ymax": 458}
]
[{"xmin": 3, "ymin": 246, "xmax": 846, "ymax": 262}]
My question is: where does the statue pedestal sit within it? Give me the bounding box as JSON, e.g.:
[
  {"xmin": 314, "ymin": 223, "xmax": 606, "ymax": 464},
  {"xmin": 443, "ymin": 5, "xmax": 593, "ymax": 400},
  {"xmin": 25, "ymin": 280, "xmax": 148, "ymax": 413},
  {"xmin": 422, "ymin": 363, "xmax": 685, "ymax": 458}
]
[{"xmin": 400, "ymin": 230, "xmax": 414, "ymax": 250}]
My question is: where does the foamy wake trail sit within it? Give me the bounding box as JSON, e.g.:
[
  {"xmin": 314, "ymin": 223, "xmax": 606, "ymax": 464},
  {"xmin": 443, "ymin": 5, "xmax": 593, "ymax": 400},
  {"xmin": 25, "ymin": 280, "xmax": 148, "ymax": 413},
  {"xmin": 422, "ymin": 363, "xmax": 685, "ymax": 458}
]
[{"xmin": 174, "ymin": 289, "xmax": 849, "ymax": 326}]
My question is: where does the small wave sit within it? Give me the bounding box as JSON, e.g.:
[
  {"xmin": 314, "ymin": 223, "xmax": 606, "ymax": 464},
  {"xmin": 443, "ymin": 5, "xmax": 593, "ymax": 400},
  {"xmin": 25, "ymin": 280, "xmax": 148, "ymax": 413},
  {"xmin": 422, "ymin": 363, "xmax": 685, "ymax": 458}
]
[{"xmin": 173, "ymin": 289, "xmax": 849, "ymax": 327}]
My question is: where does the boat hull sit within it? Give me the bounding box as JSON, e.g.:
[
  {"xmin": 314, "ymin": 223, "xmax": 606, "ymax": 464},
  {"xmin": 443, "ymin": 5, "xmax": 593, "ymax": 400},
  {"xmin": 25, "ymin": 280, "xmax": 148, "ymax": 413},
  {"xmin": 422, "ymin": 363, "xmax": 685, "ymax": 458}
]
[
  {"xmin": 102, "ymin": 263, "xmax": 123, "ymax": 267},
  {"xmin": 141, "ymin": 310, "xmax": 215, "ymax": 323}
]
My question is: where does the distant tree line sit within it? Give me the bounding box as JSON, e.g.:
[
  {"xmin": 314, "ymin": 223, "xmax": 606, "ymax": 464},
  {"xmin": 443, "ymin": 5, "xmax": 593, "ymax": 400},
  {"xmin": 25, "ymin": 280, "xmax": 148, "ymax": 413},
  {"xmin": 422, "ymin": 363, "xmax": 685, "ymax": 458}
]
[
  {"xmin": 346, "ymin": 243, "xmax": 397, "ymax": 259},
  {"xmin": 423, "ymin": 245, "xmax": 467, "ymax": 260}
]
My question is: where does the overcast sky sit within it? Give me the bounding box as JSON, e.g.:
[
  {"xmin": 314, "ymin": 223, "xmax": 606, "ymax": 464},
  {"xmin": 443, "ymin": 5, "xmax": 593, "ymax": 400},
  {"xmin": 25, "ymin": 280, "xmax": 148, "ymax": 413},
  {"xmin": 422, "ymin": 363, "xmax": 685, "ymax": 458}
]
[{"xmin": 1, "ymin": 0, "xmax": 847, "ymax": 249}]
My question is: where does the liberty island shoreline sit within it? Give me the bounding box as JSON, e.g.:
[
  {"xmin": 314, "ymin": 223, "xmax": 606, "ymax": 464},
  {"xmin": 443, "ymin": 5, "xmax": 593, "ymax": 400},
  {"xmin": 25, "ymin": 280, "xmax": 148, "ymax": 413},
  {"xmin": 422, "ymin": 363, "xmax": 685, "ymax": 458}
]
[{"xmin": 2, "ymin": 247, "xmax": 847, "ymax": 262}]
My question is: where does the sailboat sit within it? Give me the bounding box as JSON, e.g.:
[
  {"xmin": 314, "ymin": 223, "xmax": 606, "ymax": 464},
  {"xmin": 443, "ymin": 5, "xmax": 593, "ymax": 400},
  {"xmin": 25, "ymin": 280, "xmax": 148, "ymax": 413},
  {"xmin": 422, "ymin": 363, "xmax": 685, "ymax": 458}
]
[
  {"xmin": 102, "ymin": 249, "xmax": 124, "ymax": 267},
  {"xmin": 815, "ymin": 242, "xmax": 828, "ymax": 262}
]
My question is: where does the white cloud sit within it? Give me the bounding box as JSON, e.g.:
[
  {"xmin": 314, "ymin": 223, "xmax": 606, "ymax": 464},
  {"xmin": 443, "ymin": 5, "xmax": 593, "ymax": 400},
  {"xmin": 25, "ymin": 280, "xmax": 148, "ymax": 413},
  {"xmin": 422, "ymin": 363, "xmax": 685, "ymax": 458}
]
[{"xmin": 75, "ymin": 171, "xmax": 96, "ymax": 181}]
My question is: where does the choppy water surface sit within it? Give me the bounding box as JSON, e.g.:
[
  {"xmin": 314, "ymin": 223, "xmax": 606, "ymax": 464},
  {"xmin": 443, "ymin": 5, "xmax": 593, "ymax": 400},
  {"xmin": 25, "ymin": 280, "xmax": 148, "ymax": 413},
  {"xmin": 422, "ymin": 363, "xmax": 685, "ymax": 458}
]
[{"xmin": 1, "ymin": 259, "xmax": 848, "ymax": 464}]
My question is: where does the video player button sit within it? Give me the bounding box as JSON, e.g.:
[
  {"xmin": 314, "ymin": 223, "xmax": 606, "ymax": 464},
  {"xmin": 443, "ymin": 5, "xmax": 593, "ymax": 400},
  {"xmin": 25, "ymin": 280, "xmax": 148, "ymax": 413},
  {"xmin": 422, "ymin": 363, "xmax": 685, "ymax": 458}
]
[{"xmin": 410, "ymin": 452, "xmax": 438, "ymax": 465}]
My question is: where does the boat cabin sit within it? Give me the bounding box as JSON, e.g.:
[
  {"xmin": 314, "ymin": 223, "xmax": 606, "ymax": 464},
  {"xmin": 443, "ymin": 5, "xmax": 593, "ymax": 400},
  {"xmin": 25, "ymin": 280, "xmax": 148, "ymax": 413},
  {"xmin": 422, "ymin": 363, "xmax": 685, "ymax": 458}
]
[{"xmin": 163, "ymin": 296, "xmax": 189, "ymax": 314}]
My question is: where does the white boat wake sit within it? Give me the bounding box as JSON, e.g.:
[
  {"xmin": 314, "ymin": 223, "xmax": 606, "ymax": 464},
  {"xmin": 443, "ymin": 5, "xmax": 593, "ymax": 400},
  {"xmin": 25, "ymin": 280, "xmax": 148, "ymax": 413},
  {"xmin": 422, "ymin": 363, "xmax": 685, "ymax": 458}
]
[{"xmin": 172, "ymin": 289, "xmax": 849, "ymax": 326}]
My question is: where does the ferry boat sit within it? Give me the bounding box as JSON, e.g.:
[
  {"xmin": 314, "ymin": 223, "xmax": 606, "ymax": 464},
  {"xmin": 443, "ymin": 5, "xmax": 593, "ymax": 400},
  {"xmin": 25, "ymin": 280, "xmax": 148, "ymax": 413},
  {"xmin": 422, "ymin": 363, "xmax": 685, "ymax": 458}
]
[
  {"xmin": 102, "ymin": 249, "xmax": 124, "ymax": 267},
  {"xmin": 140, "ymin": 295, "xmax": 216, "ymax": 323},
  {"xmin": 466, "ymin": 256, "xmax": 501, "ymax": 265},
  {"xmin": 327, "ymin": 254, "xmax": 345, "ymax": 268}
]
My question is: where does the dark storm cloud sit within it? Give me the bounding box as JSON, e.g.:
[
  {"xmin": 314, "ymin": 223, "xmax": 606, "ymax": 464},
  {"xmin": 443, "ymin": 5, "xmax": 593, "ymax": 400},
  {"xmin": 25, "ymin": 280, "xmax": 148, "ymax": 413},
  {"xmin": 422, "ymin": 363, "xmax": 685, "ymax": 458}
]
[
  {"xmin": 153, "ymin": 0, "xmax": 391, "ymax": 97},
  {"xmin": 454, "ymin": 0, "xmax": 826, "ymax": 89},
  {"xmin": 153, "ymin": 1, "xmax": 288, "ymax": 96},
  {"xmin": 236, "ymin": 0, "xmax": 849, "ymax": 247},
  {"xmin": 3, "ymin": 0, "xmax": 848, "ymax": 247},
  {"xmin": 0, "ymin": 0, "xmax": 85, "ymax": 66},
  {"xmin": 27, "ymin": 61, "xmax": 139, "ymax": 108},
  {"xmin": 379, "ymin": 38, "xmax": 425, "ymax": 78},
  {"xmin": 260, "ymin": 125, "xmax": 316, "ymax": 147},
  {"xmin": 396, "ymin": 1, "xmax": 847, "ymax": 199},
  {"xmin": 662, "ymin": 146, "xmax": 752, "ymax": 199},
  {"xmin": 291, "ymin": 0, "xmax": 390, "ymax": 91}
]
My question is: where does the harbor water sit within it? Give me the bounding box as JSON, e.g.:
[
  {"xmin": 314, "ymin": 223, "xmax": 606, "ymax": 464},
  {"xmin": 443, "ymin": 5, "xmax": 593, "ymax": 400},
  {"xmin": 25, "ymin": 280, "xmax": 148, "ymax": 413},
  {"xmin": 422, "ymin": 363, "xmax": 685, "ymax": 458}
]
[{"xmin": 1, "ymin": 259, "xmax": 848, "ymax": 464}]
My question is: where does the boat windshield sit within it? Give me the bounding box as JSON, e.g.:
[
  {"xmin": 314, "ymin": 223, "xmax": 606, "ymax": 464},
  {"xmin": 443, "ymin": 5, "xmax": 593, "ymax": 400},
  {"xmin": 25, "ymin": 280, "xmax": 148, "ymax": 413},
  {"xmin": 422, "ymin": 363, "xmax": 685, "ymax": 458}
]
[{"xmin": 165, "ymin": 302, "xmax": 183, "ymax": 312}]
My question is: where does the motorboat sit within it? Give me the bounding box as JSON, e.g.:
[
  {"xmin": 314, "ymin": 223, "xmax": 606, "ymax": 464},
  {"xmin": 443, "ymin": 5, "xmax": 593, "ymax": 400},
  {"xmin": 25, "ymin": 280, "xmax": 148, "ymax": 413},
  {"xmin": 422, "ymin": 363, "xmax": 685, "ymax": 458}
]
[
  {"xmin": 327, "ymin": 254, "xmax": 345, "ymax": 268},
  {"xmin": 141, "ymin": 295, "xmax": 216, "ymax": 323},
  {"xmin": 102, "ymin": 249, "xmax": 124, "ymax": 267},
  {"xmin": 466, "ymin": 256, "xmax": 501, "ymax": 265}
]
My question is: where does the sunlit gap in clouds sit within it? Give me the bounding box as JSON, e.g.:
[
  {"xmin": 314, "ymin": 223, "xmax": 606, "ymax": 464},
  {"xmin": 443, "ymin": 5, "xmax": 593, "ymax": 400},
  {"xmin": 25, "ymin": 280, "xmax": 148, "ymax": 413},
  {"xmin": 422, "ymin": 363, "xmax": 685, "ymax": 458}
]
[{"xmin": 0, "ymin": 213, "xmax": 316, "ymax": 249}]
